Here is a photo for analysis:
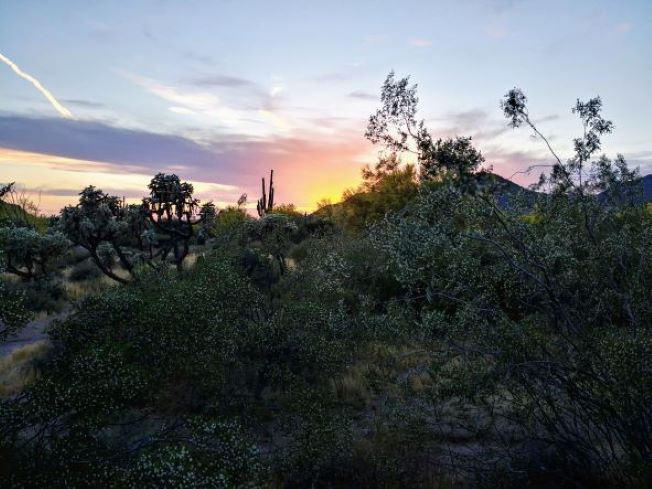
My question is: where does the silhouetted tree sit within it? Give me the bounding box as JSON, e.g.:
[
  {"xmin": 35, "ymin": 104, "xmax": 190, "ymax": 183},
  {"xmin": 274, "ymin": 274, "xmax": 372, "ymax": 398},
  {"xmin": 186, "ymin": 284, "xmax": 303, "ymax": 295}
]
[
  {"xmin": 366, "ymin": 72, "xmax": 484, "ymax": 186},
  {"xmin": 59, "ymin": 186, "xmax": 139, "ymax": 283},
  {"xmin": 142, "ymin": 173, "xmax": 213, "ymax": 271}
]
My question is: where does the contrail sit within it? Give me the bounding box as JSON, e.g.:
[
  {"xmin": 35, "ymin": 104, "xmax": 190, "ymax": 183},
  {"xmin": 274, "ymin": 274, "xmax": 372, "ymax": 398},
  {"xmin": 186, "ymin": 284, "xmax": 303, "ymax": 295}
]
[{"xmin": 0, "ymin": 51, "xmax": 73, "ymax": 119}]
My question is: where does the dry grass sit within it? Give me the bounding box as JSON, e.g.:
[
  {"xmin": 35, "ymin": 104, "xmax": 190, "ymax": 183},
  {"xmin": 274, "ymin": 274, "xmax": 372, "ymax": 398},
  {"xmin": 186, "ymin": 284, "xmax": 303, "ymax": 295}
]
[
  {"xmin": 331, "ymin": 342, "xmax": 436, "ymax": 407},
  {"xmin": 0, "ymin": 341, "xmax": 50, "ymax": 396},
  {"xmin": 63, "ymin": 274, "xmax": 117, "ymax": 300}
]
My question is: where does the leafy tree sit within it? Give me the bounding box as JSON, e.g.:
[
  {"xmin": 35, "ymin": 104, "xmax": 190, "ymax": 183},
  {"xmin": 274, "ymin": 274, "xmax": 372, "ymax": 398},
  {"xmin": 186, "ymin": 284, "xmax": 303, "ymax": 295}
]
[
  {"xmin": 213, "ymin": 205, "xmax": 250, "ymax": 238},
  {"xmin": 366, "ymin": 72, "xmax": 485, "ymax": 185},
  {"xmin": 502, "ymin": 87, "xmax": 640, "ymax": 200},
  {"xmin": 336, "ymin": 152, "xmax": 419, "ymax": 231},
  {"xmin": 361, "ymin": 81, "xmax": 652, "ymax": 486},
  {"xmin": 269, "ymin": 202, "xmax": 302, "ymax": 217}
]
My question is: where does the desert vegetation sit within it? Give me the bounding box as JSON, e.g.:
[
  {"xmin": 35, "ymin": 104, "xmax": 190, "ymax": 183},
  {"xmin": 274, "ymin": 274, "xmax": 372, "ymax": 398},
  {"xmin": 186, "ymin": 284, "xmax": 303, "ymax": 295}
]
[{"xmin": 1, "ymin": 74, "xmax": 651, "ymax": 488}]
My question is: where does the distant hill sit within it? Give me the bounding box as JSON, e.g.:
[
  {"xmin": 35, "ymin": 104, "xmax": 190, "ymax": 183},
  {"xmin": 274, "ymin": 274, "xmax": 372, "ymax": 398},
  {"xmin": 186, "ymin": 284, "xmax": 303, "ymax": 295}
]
[
  {"xmin": 474, "ymin": 172, "xmax": 540, "ymax": 208},
  {"xmin": 0, "ymin": 201, "xmax": 49, "ymax": 230},
  {"xmin": 314, "ymin": 172, "xmax": 652, "ymax": 220},
  {"xmin": 597, "ymin": 174, "xmax": 652, "ymax": 205},
  {"xmin": 0, "ymin": 201, "xmax": 26, "ymax": 220},
  {"xmin": 487, "ymin": 172, "xmax": 652, "ymax": 208}
]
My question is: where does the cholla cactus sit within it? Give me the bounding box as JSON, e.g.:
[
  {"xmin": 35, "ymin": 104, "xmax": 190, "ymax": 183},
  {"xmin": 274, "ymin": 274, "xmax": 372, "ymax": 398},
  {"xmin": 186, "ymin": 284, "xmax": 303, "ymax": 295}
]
[
  {"xmin": 142, "ymin": 173, "xmax": 211, "ymax": 271},
  {"xmin": 0, "ymin": 227, "xmax": 69, "ymax": 280},
  {"xmin": 59, "ymin": 186, "xmax": 137, "ymax": 283}
]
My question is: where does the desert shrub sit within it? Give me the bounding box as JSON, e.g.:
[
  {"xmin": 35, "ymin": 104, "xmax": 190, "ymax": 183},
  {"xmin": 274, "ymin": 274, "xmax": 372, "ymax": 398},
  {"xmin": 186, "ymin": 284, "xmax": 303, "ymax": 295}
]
[
  {"xmin": 373, "ymin": 184, "xmax": 652, "ymax": 486},
  {"xmin": 350, "ymin": 73, "xmax": 652, "ymax": 486},
  {"xmin": 0, "ymin": 258, "xmax": 31, "ymax": 341},
  {"xmin": 212, "ymin": 206, "xmax": 251, "ymax": 245},
  {"xmin": 268, "ymin": 202, "xmax": 302, "ymax": 217},
  {"xmin": 68, "ymin": 258, "xmax": 102, "ymax": 282},
  {"xmin": 5, "ymin": 277, "xmax": 66, "ymax": 313},
  {"xmin": 0, "ymin": 253, "xmax": 264, "ymax": 486}
]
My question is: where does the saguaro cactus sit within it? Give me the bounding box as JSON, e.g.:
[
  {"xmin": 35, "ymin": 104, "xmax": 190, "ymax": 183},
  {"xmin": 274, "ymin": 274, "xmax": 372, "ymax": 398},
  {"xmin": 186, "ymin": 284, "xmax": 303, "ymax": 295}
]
[{"xmin": 257, "ymin": 170, "xmax": 275, "ymax": 217}]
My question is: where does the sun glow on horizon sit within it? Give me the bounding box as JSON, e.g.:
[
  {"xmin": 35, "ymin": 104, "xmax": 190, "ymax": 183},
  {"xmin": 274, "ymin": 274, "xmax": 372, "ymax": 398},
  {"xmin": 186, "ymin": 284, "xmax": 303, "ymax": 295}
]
[{"xmin": 0, "ymin": 148, "xmax": 243, "ymax": 215}]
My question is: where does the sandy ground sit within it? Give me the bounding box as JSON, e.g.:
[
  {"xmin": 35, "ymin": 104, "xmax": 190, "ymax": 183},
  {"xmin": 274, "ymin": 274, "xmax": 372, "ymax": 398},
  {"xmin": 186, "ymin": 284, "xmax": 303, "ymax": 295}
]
[{"xmin": 0, "ymin": 308, "xmax": 70, "ymax": 357}]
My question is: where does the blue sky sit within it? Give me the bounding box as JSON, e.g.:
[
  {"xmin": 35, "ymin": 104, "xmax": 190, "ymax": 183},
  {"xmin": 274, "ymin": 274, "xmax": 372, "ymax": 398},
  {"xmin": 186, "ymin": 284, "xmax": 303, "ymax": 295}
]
[{"xmin": 1, "ymin": 0, "xmax": 651, "ymax": 212}]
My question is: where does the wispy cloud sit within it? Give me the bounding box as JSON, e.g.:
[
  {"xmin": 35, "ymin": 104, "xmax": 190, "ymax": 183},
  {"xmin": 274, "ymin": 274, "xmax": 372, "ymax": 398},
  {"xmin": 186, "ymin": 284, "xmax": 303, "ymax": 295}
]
[
  {"xmin": 429, "ymin": 108, "xmax": 512, "ymax": 142},
  {"xmin": 348, "ymin": 90, "xmax": 377, "ymax": 101},
  {"xmin": 187, "ymin": 74, "xmax": 257, "ymax": 88},
  {"xmin": 0, "ymin": 147, "xmax": 240, "ymax": 214},
  {"xmin": 62, "ymin": 99, "xmax": 105, "ymax": 109},
  {"xmin": 269, "ymin": 83, "xmax": 284, "ymax": 98},
  {"xmin": 123, "ymin": 72, "xmax": 250, "ymax": 130},
  {"xmin": 0, "ymin": 114, "xmax": 373, "ymax": 211},
  {"xmin": 0, "ymin": 52, "xmax": 73, "ymax": 119},
  {"xmin": 124, "ymin": 72, "xmax": 293, "ymax": 136},
  {"xmin": 313, "ymin": 72, "xmax": 356, "ymax": 83}
]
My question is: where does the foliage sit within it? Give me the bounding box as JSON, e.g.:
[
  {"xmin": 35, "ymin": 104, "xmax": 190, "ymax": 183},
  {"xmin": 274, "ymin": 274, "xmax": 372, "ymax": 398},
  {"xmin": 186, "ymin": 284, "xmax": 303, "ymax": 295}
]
[
  {"xmin": 0, "ymin": 257, "xmax": 31, "ymax": 342},
  {"xmin": 366, "ymin": 71, "xmax": 486, "ymax": 186},
  {"xmin": 0, "ymin": 182, "xmax": 49, "ymax": 231},
  {"xmin": 0, "ymin": 256, "xmax": 265, "ymax": 486},
  {"xmin": 143, "ymin": 173, "xmax": 214, "ymax": 271},
  {"xmin": 0, "ymin": 227, "xmax": 69, "ymax": 280},
  {"xmin": 59, "ymin": 186, "xmax": 141, "ymax": 284},
  {"xmin": 68, "ymin": 258, "xmax": 103, "ymax": 282},
  {"xmin": 3, "ymin": 74, "xmax": 652, "ymax": 488},
  {"xmin": 502, "ymin": 87, "xmax": 640, "ymax": 201},
  {"xmin": 212, "ymin": 206, "xmax": 251, "ymax": 239},
  {"xmin": 268, "ymin": 203, "xmax": 302, "ymax": 217},
  {"xmin": 353, "ymin": 83, "xmax": 652, "ymax": 486},
  {"xmin": 335, "ymin": 153, "xmax": 419, "ymax": 232}
]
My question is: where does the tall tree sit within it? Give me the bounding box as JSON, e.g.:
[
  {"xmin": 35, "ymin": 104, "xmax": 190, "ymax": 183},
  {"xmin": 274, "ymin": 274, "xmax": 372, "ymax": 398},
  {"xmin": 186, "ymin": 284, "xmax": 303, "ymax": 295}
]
[{"xmin": 366, "ymin": 72, "xmax": 484, "ymax": 186}]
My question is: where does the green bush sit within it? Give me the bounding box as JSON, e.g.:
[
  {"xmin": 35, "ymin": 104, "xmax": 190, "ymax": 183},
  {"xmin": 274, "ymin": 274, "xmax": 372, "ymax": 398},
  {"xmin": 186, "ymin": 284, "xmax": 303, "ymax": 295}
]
[
  {"xmin": 0, "ymin": 262, "xmax": 31, "ymax": 341},
  {"xmin": 68, "ymin": 259, "xmax": 102, "ymax": 282}
]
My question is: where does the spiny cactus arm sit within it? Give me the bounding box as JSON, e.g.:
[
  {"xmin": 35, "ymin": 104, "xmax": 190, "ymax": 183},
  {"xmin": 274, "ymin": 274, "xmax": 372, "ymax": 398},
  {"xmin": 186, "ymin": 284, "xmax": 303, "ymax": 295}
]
[{"xmin": 268, "ymin": 170, "xmax": 275, "ymax": 211}]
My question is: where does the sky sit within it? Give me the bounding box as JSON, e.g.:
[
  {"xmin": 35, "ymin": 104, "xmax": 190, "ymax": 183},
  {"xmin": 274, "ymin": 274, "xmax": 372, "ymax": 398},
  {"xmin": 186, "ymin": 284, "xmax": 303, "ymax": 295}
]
[{"xmin": 1, "ymin": 0, "xmax": 651, "ymax": 214}]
